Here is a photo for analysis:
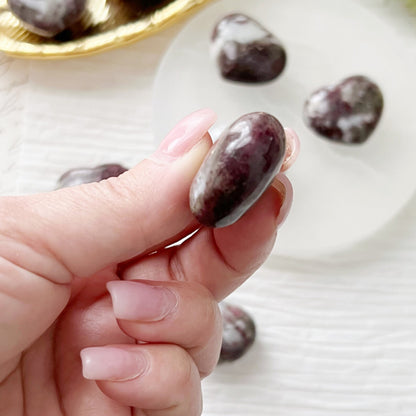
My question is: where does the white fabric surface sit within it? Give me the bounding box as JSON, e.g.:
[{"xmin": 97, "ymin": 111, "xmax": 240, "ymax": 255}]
[{"xmin": 1, "ymin": 2, "xmax": 416, "ymax": 414}]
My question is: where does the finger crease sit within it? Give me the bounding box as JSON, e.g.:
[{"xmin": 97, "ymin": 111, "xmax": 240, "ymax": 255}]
[
  {"xmin": 0, "ymin": 356, "xmax": 20, "ymax": 385},
  {"xmin": 210, "ymin": 231, "xmax": 241, "ymax": 276},
  {"xmin": 0, "ymin": 256, "xmax": 71, "ymax": 292},
  {"xmin": 168, "ymin": 248, "xmax": 187, "ymax": 283},
  {"xmin": 20, "ymin": 354, "xmax": 26, "ymax": 416},
  {"xmin": 0, "ymin": 229, "xmax": 73, "ymax": 285},
  {"xmin": 52, "ymin": 325, "xmax": 68, "ymax": 416}
]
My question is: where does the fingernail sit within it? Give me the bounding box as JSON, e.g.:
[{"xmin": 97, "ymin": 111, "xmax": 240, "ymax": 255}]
[
  {"xmin": 272, "ymin": 173, "xmax": 293, "ymax": 227},
  {"xmin": 281, "ymin": 127, "xmax": 300, "ymax": 172},
  {"xmin": 80, "ymin": 347, "xmax": 148, "ymax": 381},
  {"xmin": 154, "ymin": 109, "xmax": 217, "ymax": 160},
  {"xmin": 107, "ymin": 280, "xmax": 178, "ymax": 322}
]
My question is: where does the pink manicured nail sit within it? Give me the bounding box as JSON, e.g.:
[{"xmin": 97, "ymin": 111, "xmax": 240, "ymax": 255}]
[
  {"xmin": 272, "ymin": 173, "xmax": 293, "ymax": 227},
  {"xmin": 281, "ymin": 127, "xmax": 300, "ymax": 172},
  {"xmin": 80, "ymin": 347, "xmax": 148, "ymax": 381},
  {"xmin": 155, "ymin": 109, "xmax": 217, "ymax": 160},
  {"xmin": 107, "ymin": 281, "xmax": 178, "ymax": 322}
]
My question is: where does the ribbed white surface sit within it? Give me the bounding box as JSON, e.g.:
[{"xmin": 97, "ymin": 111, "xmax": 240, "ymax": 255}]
[
  {"xmin": 1, "ymin": 1, "xmax": 416, "ymax": 414},
  {"xmin": 15, "ymin": 27, "xmax": 181, "ymax": 194},
  {"xmin": 0, "ymin": 55, "xmax": 28, "ymax": 195},
  {"xmin": 205, "ymin": 197, "xmax": 416, "ymax": 415}
]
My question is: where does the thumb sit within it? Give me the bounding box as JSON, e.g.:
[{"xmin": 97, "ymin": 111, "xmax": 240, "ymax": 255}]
[
  {"xmin": 0, "ymin": 109, "xmax": 215, "ymax": 363},
  {"xmin": 1, "ymin": 109, "xmax": 215, "ymax": 281}
]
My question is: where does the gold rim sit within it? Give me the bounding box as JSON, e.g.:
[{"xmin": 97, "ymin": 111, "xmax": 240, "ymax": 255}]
[{"xmin": 0, "ymin": 0, "xmax": 214, "ymax": 59}]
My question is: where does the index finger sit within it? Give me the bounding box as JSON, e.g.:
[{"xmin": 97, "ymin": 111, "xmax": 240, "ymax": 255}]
[{"xmin": 0, "ymin": 109, "xmax": 215, "ymax": 280}]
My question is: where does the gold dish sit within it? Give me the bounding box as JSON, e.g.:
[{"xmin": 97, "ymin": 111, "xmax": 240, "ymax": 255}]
[{"xmin": 0, "ymin": 0, "xmax": 213, "ymax": 59}]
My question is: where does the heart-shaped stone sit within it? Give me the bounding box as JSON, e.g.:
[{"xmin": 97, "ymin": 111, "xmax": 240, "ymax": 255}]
[
  {"xmin": 8, "ymin": 0, "xmax": 86, "ymax": 37},
  {"xmin": 304, "ymin": 75, "xmax": 384, "ymax": 144},
  {"xmin": 219, "ymin": 302, "xmax": 256, "ymax": 363},
  {"xmin": 189, "ymin": 112, "xmax": 286, "ymax": 228},
  {"xmin": 211, "ymin": 13, "xmax": 286, "ymax": 83},
  {"xmin": 57, "ymin": 164, "xmax": 127, "ymax": 189}
]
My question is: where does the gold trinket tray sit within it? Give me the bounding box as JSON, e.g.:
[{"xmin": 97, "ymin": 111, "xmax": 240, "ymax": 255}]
[{"xmin": 0, "ymin": 0, "xmax": 213, "ymax": 58}]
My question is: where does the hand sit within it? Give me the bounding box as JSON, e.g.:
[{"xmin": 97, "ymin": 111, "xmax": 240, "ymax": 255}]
[{"xmin": 0, "ymin": 109, "xmax": 294, "ymax": 416}]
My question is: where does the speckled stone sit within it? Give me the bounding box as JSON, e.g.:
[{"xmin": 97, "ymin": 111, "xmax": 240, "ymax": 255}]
[
  {"xmin": 189, "ymin": 112, "xmax": 286, "ymax": 228},
  {"xmin": 304, "ymin": 75, "xmax": 383, "ymax": 144},
  {"xmin": 57, "ymin": 164, "xmax": 127, "ymax": 188},
  {"xmin": 211, "ymin": 13, "xmax": 286, "ymax": 83},
  {"xmin": 8, "ymin": 0, "xmax": 87, "ymax": 37},
  {"xmin": 219, "ymin": 302, "xmax": 256, "ymax": 363}
]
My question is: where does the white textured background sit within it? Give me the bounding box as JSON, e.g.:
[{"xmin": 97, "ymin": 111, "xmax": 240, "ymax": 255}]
[{"xmin": 1, "ymin": 1, "xmax": 416, "ymax": 414}]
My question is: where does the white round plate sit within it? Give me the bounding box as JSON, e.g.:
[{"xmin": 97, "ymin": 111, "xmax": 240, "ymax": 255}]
[{"xmin": 152, "ymin": 0, "xmax": 416, "ymax": 257}]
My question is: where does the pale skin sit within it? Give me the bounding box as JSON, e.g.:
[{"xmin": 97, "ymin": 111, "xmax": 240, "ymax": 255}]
[{"xmin": 0, "ymin": 109, "xmax": 298, "ymax": 416}]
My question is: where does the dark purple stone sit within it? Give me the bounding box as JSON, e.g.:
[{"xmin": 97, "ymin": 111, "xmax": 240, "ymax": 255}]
[
  {"xmin": 304, "ymin": 75, "xmax": 383, "ymax": 144},
  {"xmin": 8, "ymin": 0, "xmax": 86, "ymax": 37},
  {"xmin": 57, "ymin": 164, "xmax": 128, "ymax": 189},
  {"xmin": 219, "ymin": 302, "xmax": 256, "ymax": 363},
  {"xmin": 189, "ymin": 112, "xmax": 286, "ymax": 228},
  {"xmin": 211, "ymin": 13, "xmax": 286, "ymax": 83}
]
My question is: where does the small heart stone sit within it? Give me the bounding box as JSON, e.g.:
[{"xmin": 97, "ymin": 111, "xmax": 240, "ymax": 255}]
[
  {"xmin": 304, "ymin": 75, "xmax": 384, "ymax": 144},
  {"xmin": 218, "ymin": 302, "xmax": 256, "ymax": 363},
  {"xmin": 8, "ymin": 0, "xmax": 86, "ymax": 37},
  {"xmin": 57, "ymin": 164, "xmax": 128, "ymax": 189},
  {"xmin": 211, "ymin": 13, "xmax": 286, "ymax": 83}
]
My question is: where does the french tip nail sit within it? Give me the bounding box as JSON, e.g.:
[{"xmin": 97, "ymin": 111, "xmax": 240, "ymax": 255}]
[
  {"xmin": 80, "ymin": 347, "xmax": 147, "ymax": 381},
  {"xmin": 282, "ymin": 127, "xmax": 300, "ymax": 172},
  {"xmin": 272, "ymin": 173, "xmax": 293, "ymax": 227},
  {"xmin": 154, "ymin": 108, "xmax": 217, "ymax": 161},
  {"xmin": 194, "ymin": 108, "xmax": 217, "ymax": 121},
  {"xmin": 106, "ymin": 280, "xmax": 116, "ymax": 292},
  {"xmin": 106, "ymin": 280, "xmax": 178, "ymax": 322}
]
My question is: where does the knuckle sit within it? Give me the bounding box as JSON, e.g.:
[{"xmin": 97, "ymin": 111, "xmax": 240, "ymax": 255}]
[
  {"xmin": 177, "ymin": 282, "xmax": 222, "ymax": 347},
  {"xmin": 169, "ymin": 345, "xmax": 195, "ymax": 387},
  {"xmin": 194, "ymin": 284, "xmax": 222, "ymax": 335}
]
